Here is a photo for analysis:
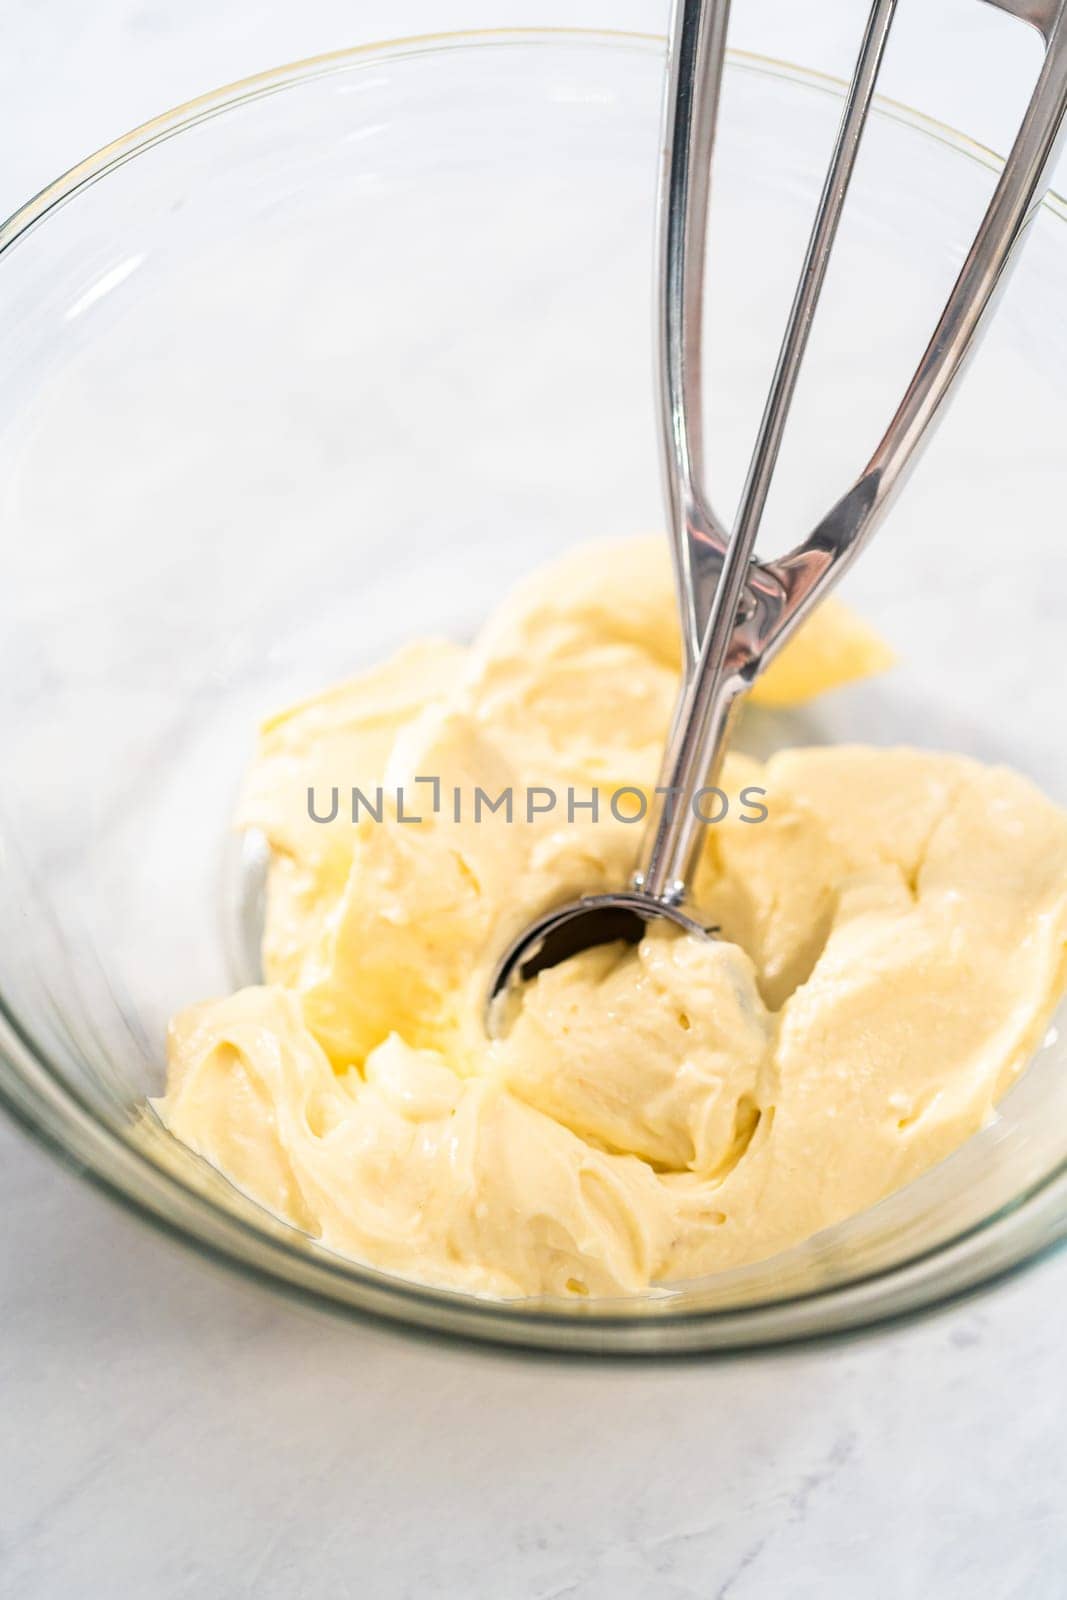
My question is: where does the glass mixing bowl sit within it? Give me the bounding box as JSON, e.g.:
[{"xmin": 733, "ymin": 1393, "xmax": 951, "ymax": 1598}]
[{"xmin": 2, "ymin": 30, "xmax": 1066, "ymax": 1354}]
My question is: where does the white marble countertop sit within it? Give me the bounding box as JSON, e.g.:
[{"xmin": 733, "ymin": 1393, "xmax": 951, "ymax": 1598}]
[{"xmin": 3, "ymin": 3, "xmax": 1066, "ymax": 1596}]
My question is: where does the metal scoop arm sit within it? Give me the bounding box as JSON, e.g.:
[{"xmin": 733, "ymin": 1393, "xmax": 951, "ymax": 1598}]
[{"xmin": 754, "ymin": 0, "xmax": 1067, "ymax": 672}]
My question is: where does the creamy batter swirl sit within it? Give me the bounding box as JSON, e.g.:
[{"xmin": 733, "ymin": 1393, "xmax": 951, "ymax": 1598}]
[{"xmin": 160, "ymin": 540, "xmax": 1067, "ymax": 1297}]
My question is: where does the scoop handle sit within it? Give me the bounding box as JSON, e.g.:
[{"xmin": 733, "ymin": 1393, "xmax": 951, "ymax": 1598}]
[
  {"xmin": 655, "ymin": 0, "xmax": 732, "ymax": 673},
  {"xmin": 638, "ymin": 0, "xmax": 898, "ymax": 904},
  {"xmin": 757, "ymin": 0, "xmax": 1067, "ymax": 671}
]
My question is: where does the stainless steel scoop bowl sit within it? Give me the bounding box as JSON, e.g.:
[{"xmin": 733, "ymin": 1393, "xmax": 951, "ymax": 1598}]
[{"xmin": 487, "ymin": 0, "xmax": 1067, "ymax": 1025}]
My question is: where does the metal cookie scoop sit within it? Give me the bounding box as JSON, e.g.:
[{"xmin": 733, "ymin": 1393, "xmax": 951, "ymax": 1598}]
[{"xmin": 487, "ymin": 0, "xmax": 1067, "ymax": 1026}]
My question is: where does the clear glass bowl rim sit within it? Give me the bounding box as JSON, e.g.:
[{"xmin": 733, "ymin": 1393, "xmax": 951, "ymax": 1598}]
[{"xmin": 2, "ymin": 27, "xmax": 1065, "ymax": 1356}]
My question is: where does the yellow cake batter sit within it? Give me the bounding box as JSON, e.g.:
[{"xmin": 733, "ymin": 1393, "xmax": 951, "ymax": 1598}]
[{"xmin": 160, "ymin": 538, "xmax": 1067, "ymax": 1298}]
